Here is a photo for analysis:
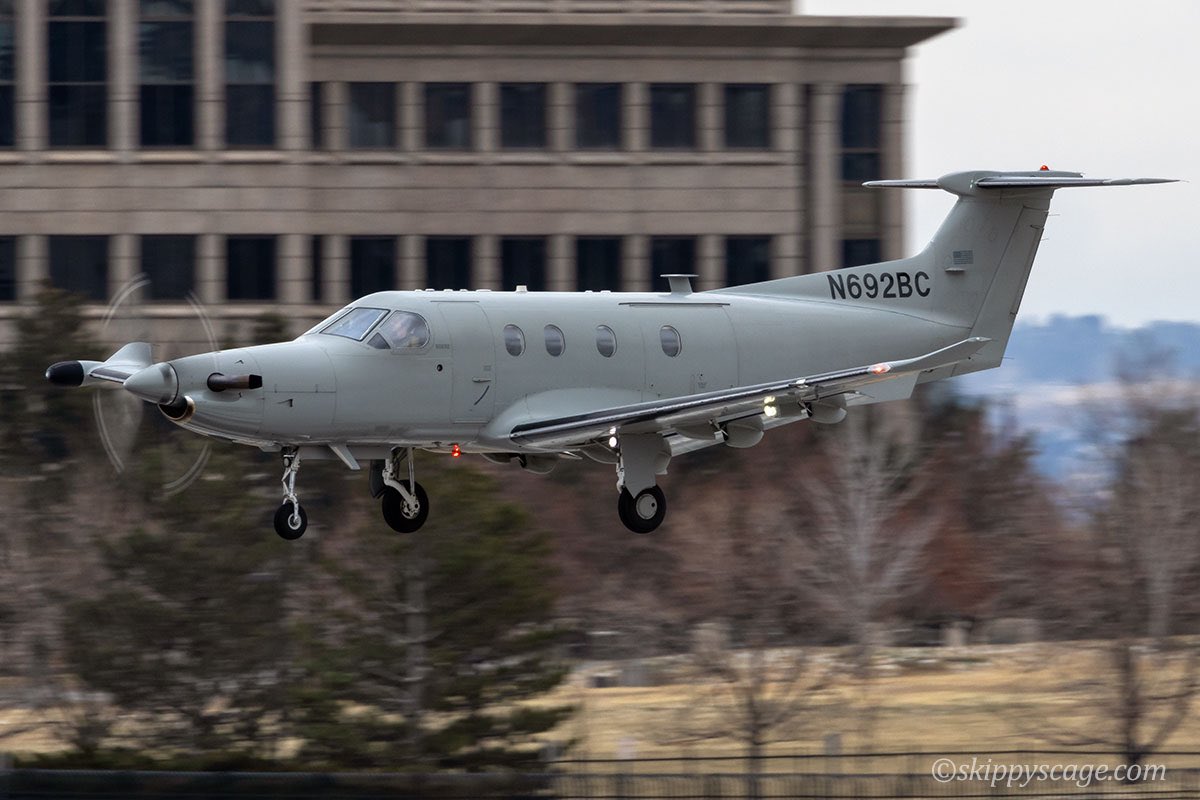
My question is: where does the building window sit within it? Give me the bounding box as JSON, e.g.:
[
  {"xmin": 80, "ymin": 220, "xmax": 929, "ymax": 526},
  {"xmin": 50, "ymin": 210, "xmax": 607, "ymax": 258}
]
[
  {"xmin": 841, "ymin": 84, "xmax": 882, "ymax": 182},
  {"xmin": 225, "ymin": 0, "xmax": 274, "ymax": 148},
  {"xmin": 48, "ymin": 0, "xmax": 108, "ymax": 148},
  {"xmin": 575, "ymin": 83, "xmax": 621, "ymax": 150},
  {"xmin": 595, "ymin": 325, "xmax": 616, "ymax": 358},
  {"xmin": 725, "ymin": 236, "xmax": 771, "ymax": 286},
  {"xmin": 309, "ymin": 82, "xmax": 323, "ymax": 149},
  {"xmin": 649, "ymin": 236, "xmax": 695, "ymax": 292},
  {"xmin": 0, "ymin": 2, "xmax": 14, "ymax": 148},
  {"xmin": 501, "ymin": 237, "xmax": 546, "ymax": 291},
  {"xmin": 425, "ymin": 237, "xmax": 471, "ymax": 290},
  {"xmin": 49, "ymin": 235, "xmax": 108, "ymax": 302},
  {"xmin": 139, "ymin": 0, "xmax": 193, "ymax": 147},
  {"xmin": 649, "ymin": 84, "xmax": 696, "ymax": 150},
  {"xmin": 576, "ymin": 237, "xmax": 621, "ymax": 291},
  {"xmin": 141, "ymin": 235, "xmax": 195, "ymax": 300},
  {"xmin": 349, "ymin": 236, "xmax": 396, "ymax": 296},
  {"xmin": 0, "ymin": 236, "xmax": 15, "ymax": 301},
  {"xmin": 543, "ymin": 324, "xmax": 565, "ymax": 357},
  {"xmin": 724, "ymin": 84, "xmax": 770, "ymax": 150},
  {"xmin": 348, "ymin": 82, "xmax": 395, "ymax": 149},
  {"xmin": 310, "ymin": 234, "xmax": 323, "ymax": 302},
  {"xmin": 226, "ymin": 235, "xmax": 275, "ymax": 300},
  {"xmin": 842, "ymin": 238, "xmax": 881, "ymax": 268},
  {"xmin": 503, "ymin": 324, "xmax": 525, "ymax": 357},
  {"xmin": 499, "ymin": 83, "xmax": 546, "ymax": 150},
  {"xmin": 424, "ymin": 83, "xmax": 470, "ymax": 150}
]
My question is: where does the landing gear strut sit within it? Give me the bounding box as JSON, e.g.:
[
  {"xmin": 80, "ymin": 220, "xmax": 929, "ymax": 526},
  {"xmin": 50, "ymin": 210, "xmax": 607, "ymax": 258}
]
[
  {"xmin": 274, "ymin": 448, "xmax": 308, "ymax": 540},
  {"xmin": 380, "ymin": 447, "xmax": 429, "ymax": 533}
]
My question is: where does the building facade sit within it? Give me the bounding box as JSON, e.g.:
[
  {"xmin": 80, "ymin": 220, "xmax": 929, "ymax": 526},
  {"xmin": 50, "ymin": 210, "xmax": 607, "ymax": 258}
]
[{"xmin": 0, "ymin": 0, "xmax": 953, "ymax": 347}]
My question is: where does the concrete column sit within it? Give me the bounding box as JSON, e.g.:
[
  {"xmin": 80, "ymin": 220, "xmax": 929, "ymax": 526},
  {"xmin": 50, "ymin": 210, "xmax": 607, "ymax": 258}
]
[
  {"xmin": 324, "ymin": 234, "xmax": 350, "ymax": 304},
  {"xmin": 808, "ymin": 83, "xmax": 841, "ymax": 272},
  {"xmin": 278, "ymin": 234, "xmax": 307, "ymax": 303},
  {"xmin": 625, "ymin": 82, "xmax": 646, "ymax": 152},
  {"xmin": 16, "ymin": 0, "xmax": 46, "ymax": 152},
  {"xmin": 697, "ymin": 235, "xmax": 721, "ymax": 290},
  {"xmin": 326, "ymin": 81, "xmax": 347, "ymax": 152},
  {"xmin": 624, "ymin": 234, "xmax": 648, "ymax": 291},
  {"xmin": 109, "ymin": 0, "xmax": 136, "ymax": 155},
  {"xmin": 880, "ymin": 83, "xmax": 906, "ymax": 261},
  {"xmin": 196, "ymin": 0, "xmax": 222, "ymax": 152},
  {"xmin": 400, "ymin": 234, "xmax": 421, "ymax": 290},
  {"xmin": 16, "ymin": 235, "xmax": 47, "ymax": 300},
  {"xmin": 698, "ymin": 82, "xmax": 720, "ymax": 152},
  {"xmin": 475, "ymin": 82, "xmax": 496, "ymax": 153},
  {"xmin": 276, "ymin": 0, "xmax": 305, "ymax": 152},
  {"xmin": 549, "ymin": 82, "xmax": 570, "ymax": 153},
  {"xmin": 400, "ymin": 82, "xmax": 420, "ymax": 153},
  {"xmin": 196, "ymin": 234, "xmax": 222, "ymax": 304},
  {"xmin": 109, "ymin": 234, "xmax": 136, "ymax": 299},
  {"xmin": 548, "ymin": 234, "xmax": 570, "ymax": 291},
  {"xmin": 475, "ymin": 235, "xmax": 499, "ymax": 289},
  {"xmin": 774, "ymin": 233, "xmax": 800, "ymax": 280},
  {"xmin": 773, "ymin": 82, "xmax": 798, "ymax": 156},
  {"xmin": 787, "ymin": 82, "xmax": 806, "ymax": 276}
]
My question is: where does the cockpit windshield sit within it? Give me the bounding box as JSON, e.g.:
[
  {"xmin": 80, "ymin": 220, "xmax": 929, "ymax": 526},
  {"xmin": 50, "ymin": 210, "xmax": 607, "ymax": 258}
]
[
  {"xmin": 319, "ymin": 307, "xmax": 389, "ymax": 341},
  {"xmin": 367, "ymin": 311, "xmax": 431, "ymax": 350}
]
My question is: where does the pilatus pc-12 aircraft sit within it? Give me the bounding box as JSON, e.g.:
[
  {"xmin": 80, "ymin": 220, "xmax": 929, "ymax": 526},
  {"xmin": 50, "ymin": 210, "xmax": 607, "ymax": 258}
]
[{"xmin": 47, "ymin": 169, "xmax": 1173, "ymax": 538}]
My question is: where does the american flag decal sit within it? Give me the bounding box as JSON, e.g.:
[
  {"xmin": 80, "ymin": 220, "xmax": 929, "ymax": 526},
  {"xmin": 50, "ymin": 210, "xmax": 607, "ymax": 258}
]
[{"xmin": 953, "ymin": 249, "xmax": 974, "ymax": 266}]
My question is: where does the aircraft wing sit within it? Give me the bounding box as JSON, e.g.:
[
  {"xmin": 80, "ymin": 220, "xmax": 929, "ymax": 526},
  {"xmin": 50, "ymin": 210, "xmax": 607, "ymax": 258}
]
[{"xmin": 507, "ymin": 337, "xmax": 989, "ymax": 451}]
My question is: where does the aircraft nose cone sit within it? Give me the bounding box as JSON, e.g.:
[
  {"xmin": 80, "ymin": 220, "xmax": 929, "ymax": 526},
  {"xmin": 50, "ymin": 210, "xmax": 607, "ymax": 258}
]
[{"xmin": 123, "ymin": 363, "xmax": 179, "ymax": 404}]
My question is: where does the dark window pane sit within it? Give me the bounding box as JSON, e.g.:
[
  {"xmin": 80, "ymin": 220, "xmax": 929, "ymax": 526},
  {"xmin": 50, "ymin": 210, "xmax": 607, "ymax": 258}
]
[
  {"xmin": 140, "ymin": 84, "xmax": 193, "ymax": 146},
  {"xmin": 725, "ymin": 236, "xmax": 770, "ymax": 286},
  {"xmin": 48, "ymin": 21, "xmax": 106, "ymax": 83},
  {"xmin": 225, "ymin": 83, "xmax": 274, "ymax": 146},
  {"xmin": 576, "ymin": 237, "xmax": 621, "ymax": 291},
  {"xmin": 141, "ymin": 235, "xmax": 195, "ymax": 300},
  {"xmin": 49, "ymin": 1, "xmax": 106, "ymax": 16},
  {"xmin": 425, "ymin": 237, "xmax": 471, "ymax": 290},
  {"xmin": 724, "ymin": 84, "xmax": 770, "ymax": 149},
  {"xmin": 348, "ymin": 83, "xmax": 395, "ymax": 149},
  {"xmin": 501, "ymin": 237, "xmax": 546, "ymax": 291},
  {"xmin": 0, "ymin": 236, "xmax": 14, "ymax": 302},
  {"xmin": 141, "ymin": 1, "xmax": 193, "ymax": 15},
  {"xmin": 226, "ymin": 235, "xmax": 275, "ymax": 300},
  {"xmin": 649, "ymin": 236, "xmax": 695, "ymax": 291},
  {"xmin": 650, "ymin": 84, "xmax": 695, "ymax": 149},
  {"xmin": 841, "ymin": 84, "xmax": 882, "ymax": 149},
  {"xmin": 575, "ymin": 83, "xmax": 621, "ymax": 150},
  {"xmin": 226, "ymin": 0, "xmax": 273, "ymax": 15},
  {"xmin": 499, "ymin": 83, "xmax": 546, "ymax": 149},
  {"xmin": 350, "ymin": 236, "xmax": 396, "ymax": 296},
  {"xmin": 841, "ymin": 152, "xmax": 880, "ymax": 182},
  {"xmin": 310, "ymin": 235, "xmax": 323, "ymax": 302},
  {"xmin": 48, "ymin": 84, "xmax": 107, "ymax": 147},
  {"xmin": 0, "ymin": 19, "xmax": 14, "ymax": 81},
  {"xmin": 225, "ymin": 20, "xmax": 273, "ymax": 83},
  {"xmin": 424, "ymin": 83, "xmax": 470, "ymax": 150},
  {"xmin": 139, "ymin": 21, "xmax": 192, "ymax": 82},
  {"xmin": 309, "ymin": 82, "xmax": 322, "ymax": 149},
  {"xmin": 842, "ymin": 238, "xmax": 881, "ymax": 268},
  {"xmin": 49, "ymin": 235, "xmax": 108, "ymax": 302},
  {"xmin": 0, "ymin": 85, "xmax": 13, "ymax": 148}
]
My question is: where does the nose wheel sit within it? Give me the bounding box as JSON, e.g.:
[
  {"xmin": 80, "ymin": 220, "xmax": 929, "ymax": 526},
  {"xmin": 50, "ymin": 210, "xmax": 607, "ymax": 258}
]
[
  {"xmin": 617, "ymin": 486, "xmax": 667, "ymax": 534},
  {"xmin": 274, "ymin": 449, "xmax": 308, "ymax": 540},
  {"xmin": 380, "ymin": 448, "xmax": 429, "ymax": 533}
]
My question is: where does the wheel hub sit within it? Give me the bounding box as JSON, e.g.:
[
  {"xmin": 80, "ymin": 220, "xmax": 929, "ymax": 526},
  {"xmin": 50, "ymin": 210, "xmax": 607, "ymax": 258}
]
[{"xmin": 635, "ymin": 493, "xmax": 658, "ymax": 519}]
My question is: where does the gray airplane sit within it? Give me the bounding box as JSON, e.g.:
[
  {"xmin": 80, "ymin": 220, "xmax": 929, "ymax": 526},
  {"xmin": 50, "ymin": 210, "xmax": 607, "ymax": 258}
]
[{"xmin": 46, "ymin": 169, "xmax": 1173, "ymax": 538}]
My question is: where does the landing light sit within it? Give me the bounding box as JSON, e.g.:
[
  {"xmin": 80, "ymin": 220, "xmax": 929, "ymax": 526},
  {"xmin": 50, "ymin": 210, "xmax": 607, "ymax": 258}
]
[
  {"xmin": 451, "ymin": 443, "xmax": 461, "ymax": 458},
  {"xmin": 763, "ymin": 404, "xmax": 779, "ymax": 419},
  {"xmin": 608, "ymin": 436, "xmax": 618, "ymax": 449},
  {"xmin": 869, "ymin": 363, "xmax": 891, "ymax": 375}
]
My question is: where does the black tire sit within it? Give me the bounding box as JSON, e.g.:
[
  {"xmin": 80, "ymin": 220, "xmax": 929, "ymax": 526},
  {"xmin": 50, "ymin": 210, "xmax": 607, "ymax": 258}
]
[
  {"xmin": 617, "ymin": 486, "xmax": 667, "ymax": 534},
  {"xmin": 273, "ymin": 502, "xmax": 308, "ymax": 540},
  {"xmin": 381, "ymin": 481, "xmax": 429, "ymax": 533}
]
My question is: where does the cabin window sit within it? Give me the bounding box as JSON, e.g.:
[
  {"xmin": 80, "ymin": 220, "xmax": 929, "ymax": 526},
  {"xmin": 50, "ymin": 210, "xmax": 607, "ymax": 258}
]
[
  {"xmin": 321, "ymin": 306, "xmax": 388, "ymax": 341},
  {"xmin": 595, "ymin": 325, "xmax": 616, "ymax": 357},
  {"xmin": 660, "ymin": 325, "xmax": 682, "ymax": 357},
  {"xmin": 503, "ymin": 324, "xmax": 525, "ymax": 357},
  {"xmin": 544, "ymin": 324, "xmax": 565, "ymax": 357},
  {"xmin": 368, "ymin": 311, "xmax": 430, "ymax": 350}
]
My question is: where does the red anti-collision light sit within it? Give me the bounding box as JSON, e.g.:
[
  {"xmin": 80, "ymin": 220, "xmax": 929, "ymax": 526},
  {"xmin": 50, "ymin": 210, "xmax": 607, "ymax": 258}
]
[{"xmin": 451, "ymin": 444, "xmax": 461, "ymax": 458}]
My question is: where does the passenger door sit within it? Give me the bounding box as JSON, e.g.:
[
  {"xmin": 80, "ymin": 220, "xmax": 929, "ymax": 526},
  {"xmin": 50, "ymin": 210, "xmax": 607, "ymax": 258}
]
[{"xmin": 437, "ymin": 302, "xmax": 496, "ymax": 423}]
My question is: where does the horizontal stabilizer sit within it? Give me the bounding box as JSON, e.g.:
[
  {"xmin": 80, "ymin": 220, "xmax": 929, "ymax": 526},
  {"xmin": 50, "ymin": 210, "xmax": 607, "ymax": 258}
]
[{"xmin": 865, "ymin": 171, "xmax": 1177, "ymax": 195}]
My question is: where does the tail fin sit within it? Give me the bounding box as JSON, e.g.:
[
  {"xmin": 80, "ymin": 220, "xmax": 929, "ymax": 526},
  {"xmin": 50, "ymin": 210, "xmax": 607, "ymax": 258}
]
[{"xmin": 714, "ymin": 169, "xmax": 1175, "ymax": 374}]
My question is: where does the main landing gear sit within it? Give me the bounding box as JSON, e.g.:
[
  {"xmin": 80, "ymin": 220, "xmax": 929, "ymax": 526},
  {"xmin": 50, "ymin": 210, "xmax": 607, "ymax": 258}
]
[
  {"xmin": 614, "ymin": 434, "xmax": 670, "ymax": 534},
  {"xmin": 379, "ymin": 447, "xmax": 429, "ymax": 533},
  {"xmin": 274, "ymin": 448, "xmax": 307, "ymax": 540}
]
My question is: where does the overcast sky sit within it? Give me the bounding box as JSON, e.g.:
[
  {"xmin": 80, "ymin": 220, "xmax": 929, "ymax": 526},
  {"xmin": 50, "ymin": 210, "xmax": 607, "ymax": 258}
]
[{"xmin": 805, "ymin": 0, "xmax": 1199, "ymax": 327}]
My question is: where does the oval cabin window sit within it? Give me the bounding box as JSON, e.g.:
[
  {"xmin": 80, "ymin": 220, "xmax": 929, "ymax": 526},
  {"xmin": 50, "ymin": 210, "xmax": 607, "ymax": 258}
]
[
  {"xmin": 503, "ymin": 324, "xmax": 525, "ymax": 357},
  {"xmin": 660, "ymin": 325, "xmax": 682, "ymax": 357},
  {"xmin": 595, "ymin": 325, "xmax": 617, "ymax": 358},
  {"xmin": 544, "ymin": 324, "xmax": 565, "ymax": 357}
]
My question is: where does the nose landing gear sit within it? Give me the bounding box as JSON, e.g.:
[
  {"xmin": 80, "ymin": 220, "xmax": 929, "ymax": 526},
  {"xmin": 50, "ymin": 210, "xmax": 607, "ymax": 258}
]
[
  {"xmin": 380, "ymin": 447, "xmax": 429, "ymax": 533},
  {"xmin": 273, "ymin": 448, "xmax": 308, "ymax": 540}
]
